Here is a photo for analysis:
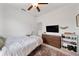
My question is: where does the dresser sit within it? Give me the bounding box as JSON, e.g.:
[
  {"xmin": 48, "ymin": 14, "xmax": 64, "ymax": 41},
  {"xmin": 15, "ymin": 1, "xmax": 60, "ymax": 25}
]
[{"xmin": 42, "ymin": 34, "xmax": 61, "ymax": 48}]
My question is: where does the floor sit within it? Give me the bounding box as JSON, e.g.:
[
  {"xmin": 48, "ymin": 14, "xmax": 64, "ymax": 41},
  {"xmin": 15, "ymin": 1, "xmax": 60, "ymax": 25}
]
[
  {"xmin": 29, "ymin": 44, "xmax": 51, "ymax": 56},
  {"xmin": 28, "ymin": 44, "xmax": 78, "ymax": 56}
]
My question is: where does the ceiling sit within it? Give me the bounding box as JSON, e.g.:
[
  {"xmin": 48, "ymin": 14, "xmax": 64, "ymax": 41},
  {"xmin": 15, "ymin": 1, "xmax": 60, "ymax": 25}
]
[{"xmin": 4, "ymin": 3, "xmax": 79, "ymax": 17}]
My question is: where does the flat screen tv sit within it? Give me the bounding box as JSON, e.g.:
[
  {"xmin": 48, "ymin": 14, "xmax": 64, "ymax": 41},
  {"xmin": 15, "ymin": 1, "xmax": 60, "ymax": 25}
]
[{"xmin": 46, "ymin": 25, "xmax": 59, "ymax": 33}]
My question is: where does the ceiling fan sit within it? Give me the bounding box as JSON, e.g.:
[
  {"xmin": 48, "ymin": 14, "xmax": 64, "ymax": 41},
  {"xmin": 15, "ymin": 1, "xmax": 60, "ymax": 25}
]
[{"xmin": 22, "ymin": 3, "xmax": 48, "ymax": 12}]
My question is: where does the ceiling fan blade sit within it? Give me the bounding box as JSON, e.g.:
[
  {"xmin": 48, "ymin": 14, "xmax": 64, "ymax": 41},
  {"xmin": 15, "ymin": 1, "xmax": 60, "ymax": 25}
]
[
  {"xmin": 36, "ymin": 6, "xmax": 40, "ymax": 12},
  {"xmin": 21, "ymin": 9, "xmax": 26, "ymax": 12},
  {"xmin": 38, "ymin": 3, "xmax": 48, "ymax": 4},
  {"xmin": 27, "ymin": 5, "xmax": 33, "ymax": 10}
]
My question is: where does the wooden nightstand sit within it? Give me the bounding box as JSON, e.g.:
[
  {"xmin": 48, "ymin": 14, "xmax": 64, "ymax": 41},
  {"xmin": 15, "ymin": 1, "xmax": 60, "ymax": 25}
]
[{"xmin": 42, "ymin": 34, "xmax": 61, "ymax": 48}]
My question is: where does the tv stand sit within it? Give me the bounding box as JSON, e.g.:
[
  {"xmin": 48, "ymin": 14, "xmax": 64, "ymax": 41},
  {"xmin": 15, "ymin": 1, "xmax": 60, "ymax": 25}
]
[{"xmin": 42, "ymin": 33, "xmax": 61, "ymax": 48}]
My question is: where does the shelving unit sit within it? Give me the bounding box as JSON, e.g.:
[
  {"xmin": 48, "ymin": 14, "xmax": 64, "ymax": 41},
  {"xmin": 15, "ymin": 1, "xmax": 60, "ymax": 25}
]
[{"xmin": 61, "ymin": 34, "xmax": 78, "ymax": 52}]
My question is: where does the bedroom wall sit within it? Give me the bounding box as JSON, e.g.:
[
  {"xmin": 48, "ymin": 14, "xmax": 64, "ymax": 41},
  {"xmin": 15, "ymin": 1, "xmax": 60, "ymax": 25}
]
[
  {"xmin": 37, "ymin": 4, "xmax": 79, "ymax": 35},
  {"xmin": 2, "ymin": 4, "xmax": 37, "ymax": 37},
  {"xmin": 0, "ymin": 4, "xmax": 3, "ymax": 36}
]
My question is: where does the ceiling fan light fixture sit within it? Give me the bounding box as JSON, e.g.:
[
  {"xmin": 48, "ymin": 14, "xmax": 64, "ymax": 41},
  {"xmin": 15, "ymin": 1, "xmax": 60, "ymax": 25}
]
[
  {"xmin": 32, "ymin": 3, "xmax": 38, "ymax": 7},
  {"xmin": 27, "ymin": 2, "xmax": 48, "ymax": 12}
]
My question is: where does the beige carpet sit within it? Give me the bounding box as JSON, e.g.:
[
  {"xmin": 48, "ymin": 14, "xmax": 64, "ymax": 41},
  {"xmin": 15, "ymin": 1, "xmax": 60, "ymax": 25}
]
[
  {"xmin": 29, "ymin": 44, "xmax": 51, "ymax": 56},
  {"xmin": 28, "ymin": 44, "xmax": 78, "ymax": 56}
]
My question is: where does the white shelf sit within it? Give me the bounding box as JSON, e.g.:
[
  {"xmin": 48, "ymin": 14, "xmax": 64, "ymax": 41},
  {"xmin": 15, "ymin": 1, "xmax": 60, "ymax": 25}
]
[
  {"xmin": 62, "ymin": 42, "xmax": 77, "ymax": 46},
  {"xmin": 62, "ymin": 38, "xmax": 77, "ymax": 43}
]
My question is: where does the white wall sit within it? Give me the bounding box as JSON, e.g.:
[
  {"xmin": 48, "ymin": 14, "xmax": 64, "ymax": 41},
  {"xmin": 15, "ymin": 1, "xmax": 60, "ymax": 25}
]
[
  {"xmin": 0, "ymin": 4, "xmax": 3, "ymax": 36},
  {"xmin": 1, "ymin": 4, "xmax": 37, "ymax": 37},
  {"xmin": 37, "ymin": 4, "xmax": 79, "ymax": 34}
]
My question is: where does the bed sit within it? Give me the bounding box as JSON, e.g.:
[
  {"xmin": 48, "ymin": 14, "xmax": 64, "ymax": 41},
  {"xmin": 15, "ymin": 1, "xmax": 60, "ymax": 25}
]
[{"xmin": 0, "ymin": 35, "xmax": 43, "ymax": 56}]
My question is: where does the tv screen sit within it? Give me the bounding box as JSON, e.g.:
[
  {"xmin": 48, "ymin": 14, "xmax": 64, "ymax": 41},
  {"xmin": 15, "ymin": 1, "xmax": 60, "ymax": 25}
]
[{"xmin": 46, "ymin": 25, "xmax": 59, "ymax": 33}]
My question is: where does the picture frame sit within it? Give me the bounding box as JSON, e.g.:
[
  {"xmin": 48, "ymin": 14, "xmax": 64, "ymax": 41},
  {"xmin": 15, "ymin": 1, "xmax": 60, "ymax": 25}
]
[{"xmin": 76, "ymin": 14, "xmax": 79, "ymax": 27}]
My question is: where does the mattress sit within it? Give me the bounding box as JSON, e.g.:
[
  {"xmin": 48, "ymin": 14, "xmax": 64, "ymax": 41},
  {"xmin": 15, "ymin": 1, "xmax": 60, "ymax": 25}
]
[{"xmin": 0, "ymin": 35, "xmax": 43, "ymax": 56}]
